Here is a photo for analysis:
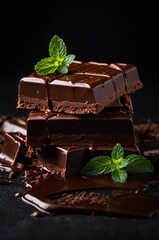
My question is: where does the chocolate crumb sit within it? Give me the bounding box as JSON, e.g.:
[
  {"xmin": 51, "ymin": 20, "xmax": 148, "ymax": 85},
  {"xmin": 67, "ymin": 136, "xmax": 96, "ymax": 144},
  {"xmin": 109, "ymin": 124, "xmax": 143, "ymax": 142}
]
[{"xmin": 31, "ymin": 211, "xmax": 45, "ymax": 218}]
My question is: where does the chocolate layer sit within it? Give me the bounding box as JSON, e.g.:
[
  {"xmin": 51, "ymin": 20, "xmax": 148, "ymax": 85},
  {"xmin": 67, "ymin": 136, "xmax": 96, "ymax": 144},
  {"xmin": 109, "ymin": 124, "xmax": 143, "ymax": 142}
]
[
  {"xmin": 26, "ymin": 107, "xmax": 137, "ymax": 146},
  {"xmin": 17, "ymin": 61, "xmax": 142, "ymax": 114}
]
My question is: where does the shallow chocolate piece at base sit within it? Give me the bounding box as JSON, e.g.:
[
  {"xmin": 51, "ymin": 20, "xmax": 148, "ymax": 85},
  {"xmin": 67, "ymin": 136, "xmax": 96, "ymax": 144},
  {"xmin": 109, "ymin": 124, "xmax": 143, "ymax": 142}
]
[{"xmin": 1, "ymin": 116, "xmax": 26, "ymax": 136}]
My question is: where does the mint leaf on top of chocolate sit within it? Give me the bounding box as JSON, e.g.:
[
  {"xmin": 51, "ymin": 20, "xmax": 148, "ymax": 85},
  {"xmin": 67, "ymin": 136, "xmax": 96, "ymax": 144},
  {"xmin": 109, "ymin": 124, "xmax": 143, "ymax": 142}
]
[
  {"xmin": 81, "ymin": 143, "xmax": 154, "ymax": 183},
  {"xmin": 34, "ymin": 35, "xmax": 76, "ymax": 75}
]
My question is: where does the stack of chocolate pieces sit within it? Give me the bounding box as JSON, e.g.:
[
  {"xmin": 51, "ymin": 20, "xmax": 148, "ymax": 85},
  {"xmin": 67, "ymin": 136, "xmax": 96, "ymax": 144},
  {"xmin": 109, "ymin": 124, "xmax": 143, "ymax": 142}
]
[{"xmin": 1, "ymin": 61, "xmax": 143, "ymax": 177}]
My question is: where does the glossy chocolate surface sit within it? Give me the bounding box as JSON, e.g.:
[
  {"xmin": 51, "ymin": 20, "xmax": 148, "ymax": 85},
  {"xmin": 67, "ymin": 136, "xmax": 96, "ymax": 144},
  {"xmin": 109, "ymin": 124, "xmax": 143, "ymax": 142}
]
[{"xmin": 17, "ymin": 61, "xmax": 142, "ymax": 114}]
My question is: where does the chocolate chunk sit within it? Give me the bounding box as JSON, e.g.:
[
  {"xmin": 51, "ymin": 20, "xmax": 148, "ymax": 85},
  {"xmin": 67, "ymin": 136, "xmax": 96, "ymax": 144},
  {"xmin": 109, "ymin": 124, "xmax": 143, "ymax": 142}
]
[
  {"xmin": 0, "ymin": 132, "xmax": 27, "ymax": 164},
  {"xmin": 17, "ymin": 61, "xmax": 142, "ymax": 114},
  {"xmin": 1, "ymin": 116, "xmax": 26, "ymax": 136},
  {"xmin": 34, "ymin": 146, "xmax": 87, "ymax": 177}
]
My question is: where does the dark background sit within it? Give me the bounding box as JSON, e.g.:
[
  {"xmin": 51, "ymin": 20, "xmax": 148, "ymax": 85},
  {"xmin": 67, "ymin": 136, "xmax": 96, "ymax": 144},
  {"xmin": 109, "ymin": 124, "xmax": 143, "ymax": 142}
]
[{"xmin": 0, "ymin": 0, "xmax": 159, "ymax": 123}]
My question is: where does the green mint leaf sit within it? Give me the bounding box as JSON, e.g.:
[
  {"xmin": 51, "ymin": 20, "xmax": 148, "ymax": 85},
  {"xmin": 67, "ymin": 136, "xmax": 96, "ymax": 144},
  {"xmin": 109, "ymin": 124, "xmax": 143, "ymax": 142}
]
[
  {"xmin": 34, "ymin": 57, "xmax": 58, "ymax": 75},
  {"xmin": 81, "ymin": 143, "xmax": 154, "ymax": 183},
  {"xmin": 57, "ymin": 65, "xmax": 68, "ymax": 74},
  {"xmin": 34, "ymin": 35, "xmax": 76, "ymax": 75},
  {"xmin": 120, "ymin": 158, "xmax": 129, "ymax": 168},
  {"xmin": 110, "ymin": 158, "xmax": 129, "ymax": 172},
  {"xmin": 64, "ymin": 54, "xmax": 76, "ymax": 66},
  {"xmin": 125, "ymin": 154, "xmax": 154, "ymax": 174},
  {"xmin": 111, "ymin": 169, "xmax": 128, "ymax": 183},
  {"xmin": 111, "ymin": 143, "xmax": 124, "ymax": 161},
  {"xmin": 81, "ymin": 156, "xmax": 112, "ymax": 176},
  {"xmin": 49, "ymin": 35, "xmax": 67, "ymax": 59}
]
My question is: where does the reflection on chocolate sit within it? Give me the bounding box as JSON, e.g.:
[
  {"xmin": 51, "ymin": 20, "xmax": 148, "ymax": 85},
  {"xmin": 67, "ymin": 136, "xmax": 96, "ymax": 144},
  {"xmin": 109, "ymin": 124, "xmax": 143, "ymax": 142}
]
[{"xmin": 17, "ymin": 61, "xmax": 142, "ymax": 114}]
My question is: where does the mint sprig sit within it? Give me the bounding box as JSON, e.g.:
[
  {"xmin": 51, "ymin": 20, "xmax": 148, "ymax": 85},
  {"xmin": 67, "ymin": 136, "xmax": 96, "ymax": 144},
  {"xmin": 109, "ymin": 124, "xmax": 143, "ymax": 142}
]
[
  {"xmin": 34, "ymin": 35, "xmax": 76, "ymax": 75},
  {"xmin": 81, "ymin": 143, "xmax": 154, "ymax": 183}
]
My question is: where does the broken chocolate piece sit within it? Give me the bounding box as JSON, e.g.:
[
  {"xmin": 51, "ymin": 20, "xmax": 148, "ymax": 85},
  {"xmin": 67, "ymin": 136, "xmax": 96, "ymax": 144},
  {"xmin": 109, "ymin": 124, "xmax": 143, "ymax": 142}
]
[
  {"xmin": 2, "ymin": 117, "xmax": 26, "ymax": 136},
  {"xmin": 0, "ymin": 132, "xmax": 27, "ymax": 165},
  {"xmin": 34, "ymin": 146, "xmax": 87, "ymax": 177}
]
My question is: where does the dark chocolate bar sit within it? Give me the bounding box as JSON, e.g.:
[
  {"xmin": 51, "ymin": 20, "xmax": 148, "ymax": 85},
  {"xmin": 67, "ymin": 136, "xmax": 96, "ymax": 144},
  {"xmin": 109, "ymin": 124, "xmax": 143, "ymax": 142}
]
[
  {"xmin": 26, "ymin": 107, "xmax": 137, "ymax": 147},
  {"xmin": 17, "ymin": 61, "xmax": 142, "ymax": 114}
]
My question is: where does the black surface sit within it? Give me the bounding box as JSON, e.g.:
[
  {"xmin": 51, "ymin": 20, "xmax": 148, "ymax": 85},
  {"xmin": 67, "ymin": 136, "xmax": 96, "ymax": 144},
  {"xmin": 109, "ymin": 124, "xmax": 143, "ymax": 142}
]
[{"xmin": 1, "ymin": 1, "xmax": 159, "ymax": 239}]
